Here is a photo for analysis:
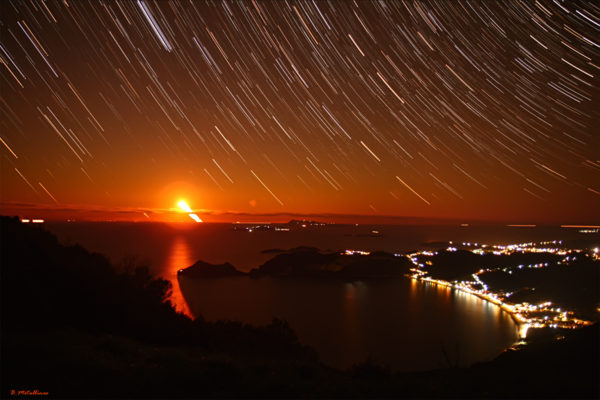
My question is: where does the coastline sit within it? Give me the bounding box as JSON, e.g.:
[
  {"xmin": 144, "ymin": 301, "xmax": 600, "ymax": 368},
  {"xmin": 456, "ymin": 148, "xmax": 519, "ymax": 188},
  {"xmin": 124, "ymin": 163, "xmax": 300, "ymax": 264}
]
[{"xmin": 413, "ymin": 276, "xmax": 528, "ymax": 340}]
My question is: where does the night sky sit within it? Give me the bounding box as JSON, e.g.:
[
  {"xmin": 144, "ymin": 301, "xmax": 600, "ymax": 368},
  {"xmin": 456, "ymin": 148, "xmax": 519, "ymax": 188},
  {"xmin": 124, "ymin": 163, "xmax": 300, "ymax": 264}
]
[{"xmin": 1, "ymin": 0, "xmax": 598, "ymax": 224}]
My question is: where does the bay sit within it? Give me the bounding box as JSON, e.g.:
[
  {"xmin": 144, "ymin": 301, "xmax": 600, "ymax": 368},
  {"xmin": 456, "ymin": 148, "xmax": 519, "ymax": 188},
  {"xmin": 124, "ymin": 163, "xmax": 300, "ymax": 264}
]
[
  {"xmin": 44, "ymin": 222, "xmax": 587, "ymax": 371},
  {"xmin": 179, "ymin": 274, "xmax": 519, "ymax": 371}
]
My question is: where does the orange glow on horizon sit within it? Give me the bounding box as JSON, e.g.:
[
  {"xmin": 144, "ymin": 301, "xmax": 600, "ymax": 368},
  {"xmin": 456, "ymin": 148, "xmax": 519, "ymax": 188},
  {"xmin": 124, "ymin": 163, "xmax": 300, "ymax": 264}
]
[{"xmin": 1, "ymin": 3, "xmax": 598, "ymax": 227}]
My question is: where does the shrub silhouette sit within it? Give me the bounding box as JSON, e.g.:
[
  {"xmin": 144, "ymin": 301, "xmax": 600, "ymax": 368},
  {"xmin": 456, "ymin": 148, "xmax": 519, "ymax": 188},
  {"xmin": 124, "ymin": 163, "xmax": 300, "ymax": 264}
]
[
  {"xmin": 0, "ymin": 215, "xmax": 317, "ymax": 362},
  {"xmin": 349, "ymin": 355, "xmax": 392, "ymax": 381}
]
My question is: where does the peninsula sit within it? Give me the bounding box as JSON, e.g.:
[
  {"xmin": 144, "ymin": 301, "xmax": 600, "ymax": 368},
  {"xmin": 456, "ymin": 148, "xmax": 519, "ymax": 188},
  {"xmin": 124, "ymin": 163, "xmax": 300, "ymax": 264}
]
[
  {"xmin": 180, "ymin": 240, "xmax": 600, "ymax": 333},
  {"xmin": 179, "ymin": 248, "xmax": 412, "ymax": 278}
]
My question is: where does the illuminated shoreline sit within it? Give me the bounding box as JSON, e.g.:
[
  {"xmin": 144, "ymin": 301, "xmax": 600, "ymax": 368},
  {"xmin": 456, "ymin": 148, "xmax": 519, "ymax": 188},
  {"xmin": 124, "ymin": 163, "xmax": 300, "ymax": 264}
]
[
  {"xmin": 412, "ymin": 275, "xmax": 529, "ymax": 340},
  {"xmin": 404, "ymin": 241, "xmax": 598, "ymax": 340}
]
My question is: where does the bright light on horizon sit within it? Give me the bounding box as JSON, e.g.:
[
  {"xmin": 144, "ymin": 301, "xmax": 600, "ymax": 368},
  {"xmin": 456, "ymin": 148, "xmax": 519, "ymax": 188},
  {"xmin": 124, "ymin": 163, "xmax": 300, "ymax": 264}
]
[
  {"xmin": 189, "ymin": 214, "xmax": 202, "ymax": 223},
  {"xmin": 178, "ymin": 200, "xmax": 202, "ymax": 222},
  {"xmin": 178, "ymin": 201, "xmax": 193, "ymax": 213}
]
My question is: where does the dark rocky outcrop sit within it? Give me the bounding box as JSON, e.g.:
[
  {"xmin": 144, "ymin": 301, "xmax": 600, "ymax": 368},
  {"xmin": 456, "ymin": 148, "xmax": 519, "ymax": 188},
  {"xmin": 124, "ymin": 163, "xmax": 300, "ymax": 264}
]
[
  {"xmin": 181, "ymin": 249, "xmax": 412, "ymax": 279},
  {"xmin": 178, "ymin": 260, "xmax": 246, "ymax": 278}
]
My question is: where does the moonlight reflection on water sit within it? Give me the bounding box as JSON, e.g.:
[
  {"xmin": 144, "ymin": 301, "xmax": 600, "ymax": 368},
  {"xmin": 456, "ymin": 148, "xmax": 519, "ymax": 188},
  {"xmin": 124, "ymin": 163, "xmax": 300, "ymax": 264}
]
[{"xmin": 178, "ymin": 274, "xmax": 519, "ymax": 372}]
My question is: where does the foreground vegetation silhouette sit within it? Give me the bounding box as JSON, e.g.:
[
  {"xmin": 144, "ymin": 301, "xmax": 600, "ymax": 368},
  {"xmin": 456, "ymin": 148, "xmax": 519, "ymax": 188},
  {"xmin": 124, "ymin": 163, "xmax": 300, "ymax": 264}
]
[{"xmin": 1, "ymin": 216, "xmax": 598, "ymax": 399}]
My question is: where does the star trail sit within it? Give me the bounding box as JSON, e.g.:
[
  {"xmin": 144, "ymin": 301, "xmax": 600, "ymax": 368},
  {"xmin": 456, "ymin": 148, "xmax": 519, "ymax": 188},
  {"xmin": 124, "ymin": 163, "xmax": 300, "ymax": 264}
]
[{"xmin": 1, "ymin": 0, "xmax": 598, "ymax": 223}]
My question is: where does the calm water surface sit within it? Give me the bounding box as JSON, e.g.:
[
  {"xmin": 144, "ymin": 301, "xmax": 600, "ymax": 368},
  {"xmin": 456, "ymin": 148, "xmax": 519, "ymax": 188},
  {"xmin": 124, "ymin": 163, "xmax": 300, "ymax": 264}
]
[
  {"xmin": 179, "ymin": 275, "xmax": 518, "ymax": 371},
  {"xmin": 44, "ymin": 222, "xmax": 589, "ymax": 371}
]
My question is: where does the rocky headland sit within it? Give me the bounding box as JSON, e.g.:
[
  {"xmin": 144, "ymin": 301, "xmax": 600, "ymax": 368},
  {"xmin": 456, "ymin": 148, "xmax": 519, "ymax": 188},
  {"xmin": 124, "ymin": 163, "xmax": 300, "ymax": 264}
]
[{"xmin": 179, "ymin": 249, "xmax": 412, "ymax": 278}]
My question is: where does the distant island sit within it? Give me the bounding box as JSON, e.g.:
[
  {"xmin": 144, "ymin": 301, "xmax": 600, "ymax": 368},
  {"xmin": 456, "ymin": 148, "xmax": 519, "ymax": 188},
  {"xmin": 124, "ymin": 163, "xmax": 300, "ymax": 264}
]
[
  {"xmin": 179, "ymin": 248, "xmax": 411, "ymax": 278},
  {"xmin": 179, "ymin": 260, "xmax": 246, "ymax": 278},
  {"xmin": 231, "ymin": 224, "xmax": 289, "ymax": 232},
  {"xmin": 230, "ymin": 219, "xmax": 335, "ymax": 232},
  {"xmin": 260, "ymin": 246, "xmax": 322, "ymax": 254},
  {"xmin": 180, "ymin": 240, "xmax": 600, "ymax": 329},
  {"xmin": 287, "ymin": 219, "xmax": 334, "ymax": 226}
]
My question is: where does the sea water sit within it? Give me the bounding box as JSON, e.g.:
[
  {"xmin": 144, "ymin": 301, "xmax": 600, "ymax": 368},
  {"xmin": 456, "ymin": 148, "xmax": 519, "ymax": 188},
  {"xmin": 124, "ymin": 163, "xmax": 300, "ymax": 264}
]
[{"xmin": 44, "ymin": 222, "xmax": 588, "ymax": 371}]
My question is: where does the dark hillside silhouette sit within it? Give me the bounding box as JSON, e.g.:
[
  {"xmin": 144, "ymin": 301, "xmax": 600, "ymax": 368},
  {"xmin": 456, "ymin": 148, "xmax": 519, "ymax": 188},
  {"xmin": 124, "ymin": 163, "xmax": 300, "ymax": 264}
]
[
  {"xmin": 1, "ymin": 216, "xmax": 597, "ymax": 399},
  {"xmin": 416, "ymin": 250, "xmax": 564, "ymax": 281},
  {"xmin": 0, "ymin": 215, "xmax": 317, "ymax": 355}
]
